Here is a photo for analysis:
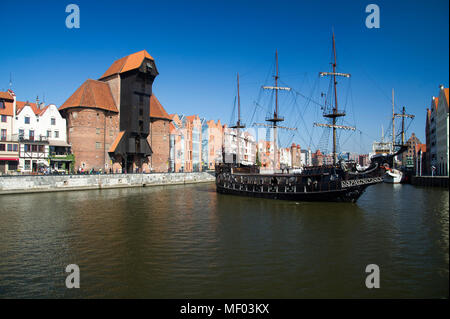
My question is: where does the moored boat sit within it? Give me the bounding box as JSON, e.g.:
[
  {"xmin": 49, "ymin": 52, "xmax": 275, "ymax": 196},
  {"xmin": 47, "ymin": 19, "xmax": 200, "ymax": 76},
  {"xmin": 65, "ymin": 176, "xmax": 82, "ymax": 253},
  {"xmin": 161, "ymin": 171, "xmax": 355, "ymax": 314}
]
[{"xmin": 215, "ymin": 32, "xmax": 407, "ymax": 202}]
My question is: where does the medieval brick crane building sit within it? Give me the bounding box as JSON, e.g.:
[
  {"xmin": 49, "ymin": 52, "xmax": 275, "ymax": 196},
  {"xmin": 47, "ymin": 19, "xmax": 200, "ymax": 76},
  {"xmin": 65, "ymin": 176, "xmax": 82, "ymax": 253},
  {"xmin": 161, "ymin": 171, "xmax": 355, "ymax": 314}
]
[{"xmin": 60, "ymin": 50, "xmax": 171, "ymax": 173}]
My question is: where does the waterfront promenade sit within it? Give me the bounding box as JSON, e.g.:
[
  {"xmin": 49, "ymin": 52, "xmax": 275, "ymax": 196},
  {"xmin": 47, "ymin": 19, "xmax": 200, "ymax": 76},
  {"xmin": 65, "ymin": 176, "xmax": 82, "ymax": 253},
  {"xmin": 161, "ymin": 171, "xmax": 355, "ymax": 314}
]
[{"xmin": 0, "ymin": 172, "xmax": 214, "ymax": 195}]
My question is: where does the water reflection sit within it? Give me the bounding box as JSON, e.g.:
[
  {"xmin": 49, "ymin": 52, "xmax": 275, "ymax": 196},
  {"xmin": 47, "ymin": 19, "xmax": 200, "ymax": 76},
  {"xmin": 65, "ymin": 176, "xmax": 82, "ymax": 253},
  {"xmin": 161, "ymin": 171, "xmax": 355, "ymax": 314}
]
[{"xmin": 0, "ymin": 183, "xmax": 448, "ymax": 298}]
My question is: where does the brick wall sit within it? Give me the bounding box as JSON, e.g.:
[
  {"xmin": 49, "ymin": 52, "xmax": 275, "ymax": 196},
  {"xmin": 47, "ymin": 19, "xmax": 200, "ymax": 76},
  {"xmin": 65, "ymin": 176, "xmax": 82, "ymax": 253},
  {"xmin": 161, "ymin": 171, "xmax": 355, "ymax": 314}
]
[
  {"xmin": 148, "ymin": 118, "xmax": 170, "ymax": 172},
  {"xmin": 65, "ymin": 108, "xmax": 119, "ymax": 170}
]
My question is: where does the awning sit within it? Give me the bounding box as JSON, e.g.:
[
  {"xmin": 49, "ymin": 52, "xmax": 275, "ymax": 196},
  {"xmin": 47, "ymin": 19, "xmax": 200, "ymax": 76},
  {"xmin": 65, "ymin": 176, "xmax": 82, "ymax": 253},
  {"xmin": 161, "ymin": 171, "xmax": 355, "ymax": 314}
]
[{"xmin": 0, "ymin": 157, "xmax": 19, "ymax": 161}]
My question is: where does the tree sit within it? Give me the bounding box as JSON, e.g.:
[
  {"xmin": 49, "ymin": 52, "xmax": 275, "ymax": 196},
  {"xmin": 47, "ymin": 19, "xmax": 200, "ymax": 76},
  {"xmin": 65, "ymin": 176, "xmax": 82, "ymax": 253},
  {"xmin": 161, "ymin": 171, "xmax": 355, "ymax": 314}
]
[{"xmin": 256, "ymin": 150, "xmax": 261, "ymax": 167}]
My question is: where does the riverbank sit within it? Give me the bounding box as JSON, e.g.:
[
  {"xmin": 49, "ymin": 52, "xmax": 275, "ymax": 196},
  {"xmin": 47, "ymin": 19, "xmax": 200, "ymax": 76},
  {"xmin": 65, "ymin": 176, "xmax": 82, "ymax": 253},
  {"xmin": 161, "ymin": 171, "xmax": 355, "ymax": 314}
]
[{"xmin": 0, "ymin": 172, "xmax": 215, "ymax": 195}]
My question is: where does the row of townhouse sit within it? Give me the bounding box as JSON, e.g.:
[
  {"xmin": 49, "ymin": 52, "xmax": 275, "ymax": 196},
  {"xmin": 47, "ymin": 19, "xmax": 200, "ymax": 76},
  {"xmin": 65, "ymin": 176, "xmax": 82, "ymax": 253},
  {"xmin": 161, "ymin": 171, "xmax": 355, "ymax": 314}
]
[
  {"xmin": 2, "ymin": 50, "xmax": 261, "ymax": 175},
  {"xmin": 425, "ymin": 85, "xmax": 449, "ymax": 176},
  {"xmin": 257, "ymin": 141, "xmax": 305, "ymax": 169},
  {"xmin": 169, "ymin": 116, "xmax": 257, "ymax": 172},
  {"xmin": 0, "ymin": 90, "xmax": 70, "ymax": 175}
]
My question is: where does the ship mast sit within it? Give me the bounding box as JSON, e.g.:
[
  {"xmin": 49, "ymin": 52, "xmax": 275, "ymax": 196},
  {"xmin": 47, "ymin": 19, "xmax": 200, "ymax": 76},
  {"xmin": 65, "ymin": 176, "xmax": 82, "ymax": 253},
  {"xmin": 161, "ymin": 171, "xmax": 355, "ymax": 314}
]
[
  {"xmin": 262, "ymin": 50, "xmax": 291, "ymax": 170},
  {"xmin": 315, "ymin": 31, "xmax": 354, "ymax": 165},
  {"xmin": 230, "ymin": 73, "xmax": 245, "ymax": 165}
]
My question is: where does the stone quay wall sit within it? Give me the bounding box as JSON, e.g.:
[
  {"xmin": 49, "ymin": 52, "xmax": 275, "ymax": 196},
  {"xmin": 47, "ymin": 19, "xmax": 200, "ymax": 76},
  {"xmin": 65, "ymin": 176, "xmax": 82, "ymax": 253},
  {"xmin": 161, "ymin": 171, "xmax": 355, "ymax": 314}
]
[
  {"xmin": 0, "ymin": 172, "xmax": 215, "ymax": 195},
  {"xmin": 411, "ymin": 176, "xmax": 448, "ymax": 188}
]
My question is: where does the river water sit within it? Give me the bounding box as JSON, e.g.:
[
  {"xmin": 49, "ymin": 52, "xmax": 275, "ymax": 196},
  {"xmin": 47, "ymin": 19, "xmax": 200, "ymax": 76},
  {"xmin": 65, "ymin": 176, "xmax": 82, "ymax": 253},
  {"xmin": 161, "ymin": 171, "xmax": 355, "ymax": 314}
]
[{"xmin": 0, "ymin": 182, "xmax": 448, "ymax": 298}]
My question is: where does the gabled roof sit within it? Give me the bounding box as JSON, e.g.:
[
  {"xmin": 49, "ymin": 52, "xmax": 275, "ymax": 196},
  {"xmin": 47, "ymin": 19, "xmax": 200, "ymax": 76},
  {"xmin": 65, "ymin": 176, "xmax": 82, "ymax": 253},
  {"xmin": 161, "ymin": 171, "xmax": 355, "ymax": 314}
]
[
  {"xmin": 185, "ymin": 115, "xmax": 200, "ymax": 123},
  {"xmin": 60, "ymin": 79, "xmax": 118, "ymax": 113},
  {"xmin": 38, "ymin": 105, "xmax": 50, "ymax": 116},
  {"xmin": 150, "ymin": 95, "xmax": 171, "ymax": 120},
  {"xmin": 16, "ymin": 101, "xmax": 40, "ymax": 115},
  {"xmin": 0, "ymin": 91, "xmax": 14, "ymax": 101},
  {"xmin": 100, "ymin": 50, "xmax": 154, "ymax": 80}
]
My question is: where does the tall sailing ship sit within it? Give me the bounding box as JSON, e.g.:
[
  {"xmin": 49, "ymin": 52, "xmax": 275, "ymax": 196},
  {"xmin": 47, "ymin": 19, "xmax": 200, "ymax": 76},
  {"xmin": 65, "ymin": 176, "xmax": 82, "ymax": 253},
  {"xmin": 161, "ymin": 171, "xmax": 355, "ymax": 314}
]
[
  {"xmin": 383, "ymin": 89, "xmax": 415, "ymax": 184},
  {"xmin": 215, "ymin": 33, "xmax": 405, "ymax": 202}
]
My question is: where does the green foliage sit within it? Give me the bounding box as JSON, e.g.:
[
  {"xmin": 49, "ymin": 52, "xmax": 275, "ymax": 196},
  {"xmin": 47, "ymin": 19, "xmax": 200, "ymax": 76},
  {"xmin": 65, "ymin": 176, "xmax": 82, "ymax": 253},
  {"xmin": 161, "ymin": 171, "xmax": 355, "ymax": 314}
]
[{"xmin": 256, "ymin": 150, "xmax": 261, "ymax": 167}]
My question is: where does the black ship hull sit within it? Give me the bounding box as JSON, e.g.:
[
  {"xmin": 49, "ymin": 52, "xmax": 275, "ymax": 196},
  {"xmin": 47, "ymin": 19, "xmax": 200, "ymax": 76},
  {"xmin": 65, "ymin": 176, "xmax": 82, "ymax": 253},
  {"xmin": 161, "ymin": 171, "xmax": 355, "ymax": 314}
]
[
  {"xmin": 214, "ymin": 153, "xmax": 397, "ymax": 203},
  {"xmin": 216, "ymin": 182, "xmax": 374, "ymax": 203}
]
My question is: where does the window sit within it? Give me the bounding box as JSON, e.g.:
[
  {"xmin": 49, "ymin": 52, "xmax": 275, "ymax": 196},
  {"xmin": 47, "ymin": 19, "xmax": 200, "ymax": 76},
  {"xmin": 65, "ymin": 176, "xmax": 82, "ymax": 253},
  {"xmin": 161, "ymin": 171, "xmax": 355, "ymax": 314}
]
[
  {"xmin": 1, "ymin": 115, "xmax": 6, "ymax": 122},
  {"xmin": 7, "ymin": 144, "xmax": 12, "ymax": 151},
  {"xmin": 54, "ymin": 131, "xmax": 59, "ymax": 138},
  {"xmin": 1, "ymin": 129, "xmax": 6, "ymax": 141},
  {"xmin": 51, "ymin": 118, "xmax": 56, "ymax": 125},
  {"xmin": 96, "ymin": 128, "xmax": 100, "ymax": 135},
  {"xmin": 0, "ymin": 100, "xmax": 5, "ymax": 109},
  {"xmin": 29, "ymin": 130, "xmax": 34, "ymax": 141},
  {"xmin": 13, "ymin": 144, "xmax": 18, "ymax": 152},
  {"xmin": 96, "ymin": 142, "xmax": 101, "ymax": 149},
  {"xmin": 38, "ymin": 145, "xmax": 44, "ymax": 153},
  {"xmin": 47, "ymin": 130, "xmax": 51, "ymax": 137},
  {"xmin": 0, "ymin": 144, "xmax": 5, "ymax": 151},
  {"xmin": 32, "ymin": 145, "xmax": 38, "ymax": 152},
  {"xmin": 25, "ymin": 117, "xmax": 30, "ymax": 124},
  {"xmin": 24, "ymin": 144, "xmax": 30, "ymax": 152},
  {"xmin": 25, "ymin": 160, "xmax": 31, "ymax": 170},
  {"xmin": 19, "ymin": 129, "xmax": 24, "ymax": 137}
]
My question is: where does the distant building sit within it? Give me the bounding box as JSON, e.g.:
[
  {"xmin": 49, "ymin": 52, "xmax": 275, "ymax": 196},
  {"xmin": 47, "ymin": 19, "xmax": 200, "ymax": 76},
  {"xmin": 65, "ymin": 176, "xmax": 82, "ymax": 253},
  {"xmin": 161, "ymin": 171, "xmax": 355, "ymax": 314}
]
[
  {"xmin": 201, "ymin": 119, "xmax": 223, "ymax": 170},
  {"xmin": 184, "ymin": 115, "xmax": 202, "ymax": 172},
  {"xmin": 405, "ymin": 132, "xmax": 421, "ymax": 170},
  {"xmin": 0, "ymin": 91, "xmax": 19, "ymax": 174},
  {"xmin": 279, "ymin": 147, "xmax": 291, "ymax": 167},
  {"xmin": 435, "ymin": 85, "xmax": 449, "ymax": 176},
  {"xmin": 169, "ymin": 114, "xmax": 187, "ymax": 172},
  {"xmin": 224, "ymin": 126, "xmax": 256, "ymax": 166},
  {"xmin": 148, "ymin": 95, "xmax": 171, "ymax": 172},
  {"xmin": 257, "ymin": 140, "xmax": 274, "ymax": 168},
  {"xmin": 300, "ymin": 148, "xmax": 312, "ymax": 166},
  {"xmin": 424, "ymin": 107, "xmax": 432, "ymax": 174},
  {"xmin": 312, "ymin": 150, "xmax": 323, "ymax": 166},
  {"xmin": 429, "ymin": 96, "xmax": 439, "ymax": 172},
  {"xmin": 358, "ymin": 154, "xmax": 369, "ymax": 167},
  {"xmin": 290, "ymin": 144, "xmax": 301, "ymax": 168}
]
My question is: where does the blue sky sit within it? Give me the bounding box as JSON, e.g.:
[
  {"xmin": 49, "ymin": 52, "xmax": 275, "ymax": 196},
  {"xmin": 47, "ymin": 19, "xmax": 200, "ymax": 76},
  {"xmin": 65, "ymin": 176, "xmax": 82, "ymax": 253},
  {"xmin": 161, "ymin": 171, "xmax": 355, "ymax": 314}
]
[{"xmin": 0, "ymin": 0, "xmax": 448, "ymax": 153}]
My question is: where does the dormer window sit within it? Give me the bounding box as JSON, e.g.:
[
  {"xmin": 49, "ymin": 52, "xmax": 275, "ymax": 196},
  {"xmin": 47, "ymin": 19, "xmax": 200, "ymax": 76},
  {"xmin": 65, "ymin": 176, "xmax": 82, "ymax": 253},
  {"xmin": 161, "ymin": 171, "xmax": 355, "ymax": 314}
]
[
  {"xmin": 0, "ymin": 100, "xmax": 5, "ymax": 109},
  {"xmin": 146, "ymin": 62, "xmax": 152, "ymax": 71}
]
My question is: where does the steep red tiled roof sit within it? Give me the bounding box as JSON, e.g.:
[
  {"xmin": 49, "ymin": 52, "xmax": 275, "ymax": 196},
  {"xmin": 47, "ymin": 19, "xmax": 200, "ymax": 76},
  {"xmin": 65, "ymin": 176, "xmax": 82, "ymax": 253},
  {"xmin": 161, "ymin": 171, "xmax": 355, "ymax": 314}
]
[
  {"xmin": 0, "ymin": 101, "xmax": 13, "ymax": 116},
  {"xmin": 100, "ymin": 50, "xmax": 154, "ymax": 79},
  {"xmin": 150, "ymin": 95, "xmax": 171, "ymax": 120},
  {"xmin": 432, "ymin": 97, "xmax": 439, "ymax": 112},
  {"xmin": 109, "ymin": 131, "xmax": 126, "ymax": 153},
  {"xmin": 38, "ymin": 105, "xmax": 50, "ymax": 116},
  {"xmin": 185, "ymin": 115, "xmax": 200, "ymax": 123},
  {"xmin": 16, "ymin": 101, "xmax": 40, "ymax": 115},
  {"xmin": 60, "ymin": 79, "xmax": 118, "ymax": 113},
  {"xmin": 0, "ymin": 91, "xmax": 14, "ymax": 101}
]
